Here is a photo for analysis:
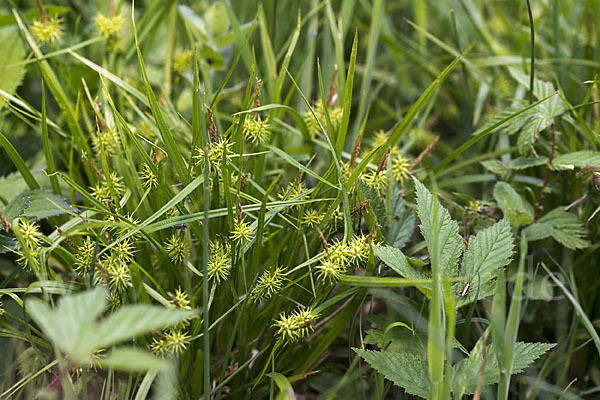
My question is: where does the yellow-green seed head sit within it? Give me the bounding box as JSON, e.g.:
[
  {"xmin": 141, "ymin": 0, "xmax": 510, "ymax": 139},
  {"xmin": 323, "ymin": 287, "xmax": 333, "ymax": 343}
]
[
  {"xmin": 31, "ymin": 16, "xmax": 63, "ymax": 44},
  {"xmin": 95, "ymin": 13, "xmax": 123, "ymax": 38},
  {"xmin": 165, "ymin": 234, "xmax": 188, "ymax": 264},
  {"xmin": 231, "ymin": 218, "xmax": 253, "ymax": 246},
  {"xmin": 243, "ymin": 115, "xmax": 270, "ymax": 144}
]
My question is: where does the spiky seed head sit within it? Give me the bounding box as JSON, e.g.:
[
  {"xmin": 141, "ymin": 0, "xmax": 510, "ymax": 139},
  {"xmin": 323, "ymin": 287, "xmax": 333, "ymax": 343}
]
[
  {"xmin": 231, "ymin": 218, "xmax": 253, "ymax": 246},
  {"xmin": 243, "ymin": 115, "xmax": 270, "ymax": 144},
  {"xmin": 107, "ymin": 260, "xmax": 132, "ymax": 292},
  {"xmin": 168, "ymin": 288, "xmax": 191, "ymax": 310},
  {"xmin": 250, "ymin": 266, "xmax": 285, "ymax": 302},
  {"xmin": 31, "ymin": 16, "xmax": 63, "ymax": 44},
  {"xmin": 174, "ymin": 50, "xmax": 193, "ymax": 74},
  {"xmin": 165, "ymin": 328, "xmax": 190, "ymax": 354},
  {"xmin": 17, "ymin": 250, "xmax": 40, "ymax": 272},
  {"xmin": 302, "ymin": 209, "xmax": 324, "ymax": 228},
  {"xmin": 17, "ymin": 219, "xmax": 42, "ymax": 249},
  {"xmin": 362, "ymin": 170, "xmax": 386, "ymax": 194},
  {"xmin": 75, "ymin": 237, "xmax": 96, "ymax": 273},
  {"xmin": 392, "ymin": 155, "xmax": 412, "ymax": 183},
  {"xmin": 165, "ymin": 234, "xmax": 188, "ymax": 264},
  {"xmin": 273, "ymin": 307, "xmax": 318, "ymax": 344},
  {"xmin": 316, "ymin": 259, "xmax": 344, "ymax": 284},
  {"xmin": 140, "ymin": 164, "xmax": 158, "ymax": 189},
  {"xmin": 95, "ymin": 13, "xmax": 123, "ymax": 38},
  {"xmin": 92, "ymin": 129, "xmax": 120, "ymax": 155}
]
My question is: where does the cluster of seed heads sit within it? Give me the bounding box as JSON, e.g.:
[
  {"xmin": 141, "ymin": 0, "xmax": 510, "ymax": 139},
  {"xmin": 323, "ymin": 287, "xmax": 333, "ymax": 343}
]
[
  {"xmin": 243, "ymin": 115, "xmax": 271, "ymax": 144},
  {"xmin": 15, "ymin": 219, "xmax": 43, "ymax": 271},
  {"xmin": 303, "ymin": 100, "xmax": 343, "ymax": 137},
  {"xmin": 316, "ymin": 235, "xmax": 371, "ymax": 284},
  {"xmin": 207, "ymin": 241, "xmax": 231, "ymax": 283},
  {"xmin": 273, "ymin": 307, "xmax": 319, "ymax": 344},
  {"xmin": 250, "ymin": 266, "xmax": 286, "ymax": 302}
]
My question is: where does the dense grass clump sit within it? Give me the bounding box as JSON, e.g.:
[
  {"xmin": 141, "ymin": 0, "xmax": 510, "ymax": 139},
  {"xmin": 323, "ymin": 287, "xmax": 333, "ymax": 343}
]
[{"xmin": 1, "ymin": 1, "xmax": 599, "ymax": 399}]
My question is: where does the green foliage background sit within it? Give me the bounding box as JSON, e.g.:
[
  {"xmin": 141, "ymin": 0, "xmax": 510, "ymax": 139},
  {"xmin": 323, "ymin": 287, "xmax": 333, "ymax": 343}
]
[{"xmin": 1, "ymin": 0, "xmax": 599, "ymax": 399}]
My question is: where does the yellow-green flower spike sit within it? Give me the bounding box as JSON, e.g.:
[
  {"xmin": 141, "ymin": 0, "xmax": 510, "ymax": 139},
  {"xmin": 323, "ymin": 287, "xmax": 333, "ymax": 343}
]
[{"xmin": 31, "ymin": 16, "xmax": 63, "ymax": 44}]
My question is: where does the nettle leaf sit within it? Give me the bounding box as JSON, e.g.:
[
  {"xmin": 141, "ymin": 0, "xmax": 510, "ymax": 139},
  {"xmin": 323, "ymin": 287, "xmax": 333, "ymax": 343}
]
[
  {"xmin": 385, "ymin": 188, "xmax": 415, "ymax": 249},
  {"xmin": 506, "ymin": 69, "xmax": 566, "ymax": 155},
  {"xmin": 99, "ymin": 347, "xmax": 166, "ymax": 372},
  {"xmin": 26, "ymin": 287, "xmax": 107, "ymax": 363},
  {"xmin": 92, "ymin": 305, "xmax": 196, "ymax": 350},
  {"xmin": 481, "ymin": 156, "xmax": 548, "ymax": 176},
  {"xmin": 452, "ymin": 337, "xmax": 555, "ymax": 395},
  {"xmin": 354, "ymin": 348, "xmax": 431, "ymax": 398},
  {"xmin": 3, "ymin": 190, "xmax": 75, "ymax": 221},
  {"xmin": 375, "ymin": 246, "xmax": 431, "ymax": 297},
  {"xmin": 515, "ymin": 109, "xmax": 555, "ymax": 155},
  {"xmin": 456, "ymin": 219, "xmax": 514, "ymax": 307},
  {"xmin": 523, "ymin": 207, "xmax": 590, "ymax": 250},
  {"xmin": 358, "ymin": 180, "xmax": 387, "ymax": 227},
  {"xmin": 550, "ymin": 151, "xmax": 600, "ymax": 171},
  {"xmin": 0, "ymin": 233, "xmax": 17, "ymax": 254},
  {"xmin": 493, "ymin": 182, "xmax": 534, "ymax": 227},
  {"xmin": 0, "ymin": 26, "xmax": 26, "ymax": 111},
  {"xmin": 26, "ymin": 287, "xmax": 196, "ymax": 366},
  {"xmin": 472, "ymin": 105, "xmax": 522, "ymax": 137},
  {"xmin": 414, "ymin": 178, "xmax": 462, "ymax": 278}
]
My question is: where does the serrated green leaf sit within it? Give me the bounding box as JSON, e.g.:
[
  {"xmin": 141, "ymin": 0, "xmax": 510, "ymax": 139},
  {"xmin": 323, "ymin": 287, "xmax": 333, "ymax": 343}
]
[
  {"xmin": 471, "ymin": 105, "xmax": 522, "ymax": 137},
  {"xmin": 510, "ymin": 156, "xmax": 549, "ymax": 170},
  {"xmin": 92, "ymin": 305, "xmax": 196, "ymax": 350},
  {"xmin": 0, "ymin": 233, "xmax": 17, "ymax": 254},
  {"xmin": 452, "ymin": 338, "xmax": 555, "ymax": 395},
  {"xmin": 26, "ymin": 287, "xmax": 196, "ymax": 365},
  {"xmin": 493, "ymin": 182, "xmax": 534, "ymax": 227},
  {"xmin": 550, "ymin": 151, "xmax": 600, "ymax": 170},
  {"xmin": 457, "ymin": 219, "xmax": 514, "ymax": 306},
  {"xmin": 516, "ymin": 110, "xmax": 554, "ymax": 155},
  {"xmin": 385, "ymin": 190, "xmax": 415, "ymax": 249},
  {"xmin": 99, "ymin": 347, "xmax": 166, "ymax": 372},
  {"xmin": 414, "ymin": 178, "xmax": 462, "ymax": 278},
  {"xmin": 26, "ymin": 287, "xmax": 107, "ymax": 364},
  {"xmin": 354, "ymin": 348, "xmax": 431, "ymax": 398},
  {"xmin": 358, "ymin": 180, "xmax": 387, "ymax": 227},
  {"xmin": 524, "ymin": 207, "xmax": 590, "ymax": 250},
  {"xmin": 3, "ymin": 190, "xmax": 74, "ymax": 221},
  {"xmin": 0, "ymin": 26, "xmax": 26, "ymax": 111},
  {"xmin": 374, "ymin": 246, "xmax": 430, "ymax": 296},
  {"xmin": 481, "ymin": 159, "xmax": 508, "ymax": 175},
  {"xmin": 505, "ymin": 69, "xmax": 566, "ymax": 155}
]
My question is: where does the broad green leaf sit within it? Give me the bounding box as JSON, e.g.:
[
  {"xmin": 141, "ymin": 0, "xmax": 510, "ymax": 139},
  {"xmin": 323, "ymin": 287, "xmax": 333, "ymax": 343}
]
[
  {"xmin": 99, "ymin": 347, "xmax": 166, "ymax": 372},
  {"xmin": 414, "ymin": 178, "xmax": 462, "ymax": 278},
  {"xmin": 354, "ymin": 348, "xmax": 431, "ymax": 398},
  {"xmin": 453, "ymin": 339, "xmax": 555, "ymax": 395},
  {"xmin": 524, "ymin": 207, "xmax": 590, "ymax": 250},
  {"xmin": 493, "ymin": 182, "xmax": 534, "ymax": 227},
  {"xmin": 92, "ymin": 305, "xmax": 195, "ymax": 350},
  {"xmin": 26, "ymin": 287, "xmax": 196, "ymax": 365},
  {"xmin": 508, "ymin": 68, "xmax": 566, "ymax": 154},
  {"xmin": 26, "ymin": 287, "xmax": 107, "ymax": 363},
  {"xmin": 267, "ymin": 372, "xmax": 295, "ymax": 400},
  {"xmin": 0, "ymin": 233, "xmax": 17, "ymax": 254},
  {"xmin": 0, "ymin": 131, "xmax": 40, "ymax": 191},
  {"xmin": 374, "ymin": 246, "xmax": 430, "ymax": 291},
  {"xmin": 457, "ymin": 219, "xmax": 514, "ymax": 306},
  {"xmin": 385, "ymin": 190, "xmax": 415, "ymax": 249},
  {"xmin": 0, "ymin": 26, "xmax": 26, "ymax": 111},
  {"xmin": 482, "ymin": 156, "xmax": 549, "ymax": 175},
  {"xmin": 550, "ymin": 151, "xmax": 600, "ymax": 170},
  {"xmin": 3, "ymin": 190, "xmax": 74, "ymax": 221},
  {"xmin": 358, "ymin": 180, "xmax": 387, "ymax": 227}
]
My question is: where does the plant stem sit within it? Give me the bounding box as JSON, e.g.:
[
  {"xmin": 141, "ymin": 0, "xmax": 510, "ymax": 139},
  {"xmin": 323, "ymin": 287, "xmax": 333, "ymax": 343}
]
[{"xmin": 535, "ymin": 125, "xmax": 556, "ymax": 221}]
